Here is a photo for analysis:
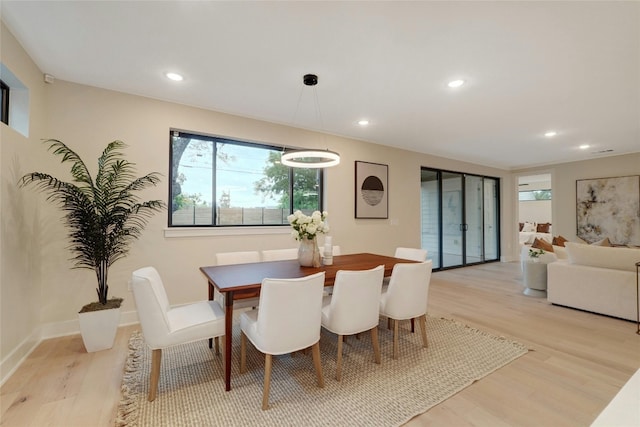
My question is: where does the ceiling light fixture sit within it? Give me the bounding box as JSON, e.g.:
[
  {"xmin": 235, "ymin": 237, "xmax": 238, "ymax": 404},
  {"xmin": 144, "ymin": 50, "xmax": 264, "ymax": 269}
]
[
  {"xmin": 579, "ymin": 144, "xmax": 590, "ymax": 150},
  {"xmin": 281, "ymin": 149, "xmax": 341, "ymax": 168},
  {"xmin": 447, "ymin": 79, "xmax": 465, "ymax": 88},
  {"xmin": 281, "ymin": 74, "xmax": 341, "ymax": 169},
  {"xmin": 358, "ymin": 119, "xmax": 370, "ymax": 126},
  {"xmin": 165, "ymin": 72, "xmax": 183, "ymax": 81},
  {"xmin": 544, "ymin": 131, "xmax": 557, "ymax": 137}
]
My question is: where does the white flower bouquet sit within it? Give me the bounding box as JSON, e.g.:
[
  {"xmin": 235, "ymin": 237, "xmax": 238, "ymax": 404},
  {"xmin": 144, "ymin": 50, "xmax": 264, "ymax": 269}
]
[{"xmin": 287, "ymin": 210, "xmax": 329, "ymax": 241}]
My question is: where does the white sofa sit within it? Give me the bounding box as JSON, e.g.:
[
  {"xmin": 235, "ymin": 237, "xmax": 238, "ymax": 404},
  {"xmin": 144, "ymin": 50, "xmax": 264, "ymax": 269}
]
[{"xmin": 547, "ymin": 242, "xmax": 640, "ymax": 321}]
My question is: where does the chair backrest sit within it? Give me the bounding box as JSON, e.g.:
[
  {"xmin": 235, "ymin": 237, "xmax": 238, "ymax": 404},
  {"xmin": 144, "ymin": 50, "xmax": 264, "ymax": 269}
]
[
  {"xmin": 394, "ymin": 247, "xmax": 428, "ymax": 262},
  {"xmin": 216, "ymin": 251, "xmax": 261, "ymax": 266},
  {"xmin": 382, "ymin": 260, "xmax": 433, "ymax": 319},
  {"xmin": 131, "ymin": 267, "xmax": 172, "ymax": 346},
  {"xmin": 256, "ymin": 272, "xmax": 326, "ymax": 354},
  {"xmin": 261, "ymin": 248, "xmax": 298, "ymax": 262},
  {"xmin": 325, "ymin": 265, "xmax": 384, "ymax": 335}
]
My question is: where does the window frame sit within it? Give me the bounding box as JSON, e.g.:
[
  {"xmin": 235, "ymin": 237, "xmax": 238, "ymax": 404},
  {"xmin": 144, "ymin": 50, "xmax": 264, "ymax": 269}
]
[
  {"xmin": 0, "ymin": 79, "xmax": 9, "ymax": 125},
  {"xmin": 518, "ymin": 189, "xmax": 552, "ymax": 201},
  {"xmin": 168, "ymin": 129, "xmax": 324, "ymax": 228}
]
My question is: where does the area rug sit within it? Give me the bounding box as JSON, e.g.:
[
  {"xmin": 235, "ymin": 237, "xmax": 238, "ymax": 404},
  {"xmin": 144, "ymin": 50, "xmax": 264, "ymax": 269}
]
[{"xmin": 116, "ymin": 317, "xmax": 528, "ymax": 426}]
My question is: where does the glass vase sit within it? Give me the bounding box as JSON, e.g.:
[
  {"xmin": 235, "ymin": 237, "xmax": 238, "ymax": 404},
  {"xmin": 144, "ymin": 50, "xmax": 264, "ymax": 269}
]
[{"xmin": 298, "ymin": 236, "xmax": 321, "ymax": 267}]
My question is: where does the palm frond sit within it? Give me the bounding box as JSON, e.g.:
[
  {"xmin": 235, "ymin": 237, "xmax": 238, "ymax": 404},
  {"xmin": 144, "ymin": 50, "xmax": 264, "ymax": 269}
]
[{"xmin": 20, "ymin": 140, "xmax": 166, "ymax": 305}]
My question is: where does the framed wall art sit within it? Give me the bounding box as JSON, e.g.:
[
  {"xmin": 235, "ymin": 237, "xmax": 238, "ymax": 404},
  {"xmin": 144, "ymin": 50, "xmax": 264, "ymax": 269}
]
[
  {"xmin": 576, "ymin": 175, "xmax": 640, "ymax": 245},
  {"xmin": 355, "ymin": 161, "xmax": 388, "ymax": 219}
]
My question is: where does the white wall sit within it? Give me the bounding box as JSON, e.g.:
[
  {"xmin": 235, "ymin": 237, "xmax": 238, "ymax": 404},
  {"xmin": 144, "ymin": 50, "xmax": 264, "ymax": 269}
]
[
  {"xmin": 0, "ymin": 22, "xmax": 48, "ymax": 382},
  {"xmin": 519, "ymin": 200, "xmax": 552, "ymax": 224}
]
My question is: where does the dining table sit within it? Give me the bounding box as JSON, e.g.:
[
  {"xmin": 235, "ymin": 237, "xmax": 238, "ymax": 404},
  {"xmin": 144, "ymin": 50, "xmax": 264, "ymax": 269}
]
[{"xmin": 200, "ymin": 252, "xmax": 418, "ymax": 391}]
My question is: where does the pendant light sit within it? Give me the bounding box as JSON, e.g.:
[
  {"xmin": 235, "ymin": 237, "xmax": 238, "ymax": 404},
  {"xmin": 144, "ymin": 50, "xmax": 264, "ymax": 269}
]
[{"xmin": 281, "ymin": 74, "xmax": 341, "ymax": 168}]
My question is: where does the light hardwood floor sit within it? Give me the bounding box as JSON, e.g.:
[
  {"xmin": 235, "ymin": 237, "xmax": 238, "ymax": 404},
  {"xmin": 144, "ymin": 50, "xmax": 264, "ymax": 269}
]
[{"xmin": 2, "ymin": 261, "xmax": 639, "ymax": 426}]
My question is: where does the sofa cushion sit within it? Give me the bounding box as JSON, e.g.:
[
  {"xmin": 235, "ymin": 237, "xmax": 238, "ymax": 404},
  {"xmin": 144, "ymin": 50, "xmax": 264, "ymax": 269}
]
[
  {"xmin": 565, "ymin": 242, "xmax": 640, "ymax": 272},
  {"xmin": 552, "ymin": 245, "xmax": 567, "ymax": 259},
  {"xmin": 532, "ymin": 237, "xmax": 553, "ymax": 252}
]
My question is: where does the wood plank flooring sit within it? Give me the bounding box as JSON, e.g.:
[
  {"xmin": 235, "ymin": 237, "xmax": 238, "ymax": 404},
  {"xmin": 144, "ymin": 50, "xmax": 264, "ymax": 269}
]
[{"xmin": 2, "ymin": 261, "xmax": 639, "ymax": 426}]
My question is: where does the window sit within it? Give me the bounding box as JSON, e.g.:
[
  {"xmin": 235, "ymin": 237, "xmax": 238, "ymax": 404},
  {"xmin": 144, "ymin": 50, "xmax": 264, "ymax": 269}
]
[
  {"xmin": 518, "ymin": 190, "xmax": 552, "ymax": 201},
  {"xmin": 169, "ymin": 130, "xmax": 323, "ymax": 227},
  {"xmin": 0, "ymin": 79, "xmax": 8, "ymax": 125}
]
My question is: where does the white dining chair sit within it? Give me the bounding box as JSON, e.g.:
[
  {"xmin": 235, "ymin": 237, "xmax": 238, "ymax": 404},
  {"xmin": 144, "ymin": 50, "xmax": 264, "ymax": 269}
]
[
  {"xmin": 261, "ymin": 248, "xmax": 298, "ymax": 262},
  {"xmin": 383, "ymin": 247, "xmax": 428, "ymax": 286},
  {"xmin": 384, "ymin": 247, "xmax": 429, "ymax": 331},
  {"xmin": 379, "ymin": 260, "xmax": 433, "ymax": 359},
  {"xmin": 239, "ymin": 271, "xmax": 326, "ymax": 410},
  {"xmin": 321, "ymin": 265, "xmax": 385, "ymax": 380},
  {"xmin": 131, "ymin": 266, "xmax": 225, "ymax": 401},
  {"xmin": 215, "ymin": 251, "xmax": 261, "ymax": 309}
]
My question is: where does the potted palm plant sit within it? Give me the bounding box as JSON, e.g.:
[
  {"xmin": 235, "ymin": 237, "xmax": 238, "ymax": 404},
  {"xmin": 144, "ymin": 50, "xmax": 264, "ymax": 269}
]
[{"xmin": 20, "ymin": 139, "xmax": 165, "ymax": 352}]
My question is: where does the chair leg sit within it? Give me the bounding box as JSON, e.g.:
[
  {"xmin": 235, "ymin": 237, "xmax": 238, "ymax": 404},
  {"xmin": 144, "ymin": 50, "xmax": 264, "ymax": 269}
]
[
  {"xmin": 393, "ymin": 319, "xmax": 399, "ymax": 360},
  {"xmin": 311, "ymin": 342, "xmax": 324, "ymax": 388},
  {"xmin": 336, "ymin": 335, "xmax": 344, "ymax": 381},
  {"xmin": 371, "ymin": 326, "xmax": 381, "ymax": 364},
  {"xmin": 149, "ymin": 348, "xmax": 162, "ymax": 401},
  {"xmin": 215, "ymin": 336, "xmax": 220, "ymax": 355},
  {"xmin": 240, "ymin": 332, "xmax": 247, "ymax": 373},
  {"xmin": 262, "ymin": 354, "xmax": 272, "ymax": 410},
  {"xmin": 411, "ymin": 318, "xmax": 415, "ymax": 333},
  {"xmin": 418, "ymin": 314, "xmax": 428, "ymax": 348}
]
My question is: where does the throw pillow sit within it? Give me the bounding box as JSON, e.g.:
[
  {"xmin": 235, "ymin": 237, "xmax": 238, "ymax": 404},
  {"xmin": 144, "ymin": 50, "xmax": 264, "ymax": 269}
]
[
  {"xmin": 531, "ymin": 237, "xmax": 553, "ymax": 252},
  {"xmin": 591, "ymin": 237, "xmax": 612, "ymax": 247},
  {"xmin": 552, "ymin": 235, "xmax": 569, "ymax": 247},
  {"xmin": 536, "ymin": 222, "xmax": 551, "ymax": 233},
  {"xmin": 519, "ymin": 222, "xmax": 524, "ymax": 232},
  {"xmin": 522, "ymin": 221, "xmax": 536, "ymax": 232}
]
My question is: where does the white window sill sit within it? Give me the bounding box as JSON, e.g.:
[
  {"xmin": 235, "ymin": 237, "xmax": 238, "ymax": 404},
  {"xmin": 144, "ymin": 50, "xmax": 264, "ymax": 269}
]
[{"xmin": 164, "ymin": 226, "xmax": 291, "ymax": 238}]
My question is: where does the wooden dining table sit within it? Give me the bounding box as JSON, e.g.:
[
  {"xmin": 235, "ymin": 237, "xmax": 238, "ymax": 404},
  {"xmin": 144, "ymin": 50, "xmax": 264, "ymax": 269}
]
[{"xmin": 200, "ymin": 252, "xmax": 418, "ymax": 391}]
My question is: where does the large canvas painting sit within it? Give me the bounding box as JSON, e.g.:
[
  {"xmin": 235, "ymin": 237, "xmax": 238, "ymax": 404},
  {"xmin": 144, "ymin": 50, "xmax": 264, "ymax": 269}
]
[
  {"xmin": 355, "ymin": 161, "xmax": 388, "ymax": 219},
  {"xmin": 576, "ymin": 175, "xmax": 640, "ymax": 245}
]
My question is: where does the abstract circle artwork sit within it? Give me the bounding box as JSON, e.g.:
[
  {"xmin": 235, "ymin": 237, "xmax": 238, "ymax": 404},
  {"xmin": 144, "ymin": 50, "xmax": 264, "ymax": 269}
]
[{"xmin": 361, "ymin": 175, "xmax": 384, "ymax": 206}]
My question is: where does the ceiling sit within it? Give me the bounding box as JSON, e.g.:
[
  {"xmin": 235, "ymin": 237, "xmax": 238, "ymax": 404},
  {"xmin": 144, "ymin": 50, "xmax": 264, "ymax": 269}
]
[{"xmin": 1, "ymin": 1, "xmax": 638, "ymax": 170}]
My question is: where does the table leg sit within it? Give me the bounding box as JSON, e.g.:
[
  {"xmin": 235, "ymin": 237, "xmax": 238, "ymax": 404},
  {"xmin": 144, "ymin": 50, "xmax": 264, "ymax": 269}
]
[
  {"xmin": 224, "ymin": 291, "xmax": 234, "ymax": 391},
  {"xmin": 208, "ymin": 282, "xmax": 214, "ymax": 349}
]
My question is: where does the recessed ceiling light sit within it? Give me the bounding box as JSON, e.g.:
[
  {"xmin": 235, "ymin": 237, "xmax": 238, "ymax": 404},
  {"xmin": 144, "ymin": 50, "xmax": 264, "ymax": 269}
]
[
  {"xmin": 357, "ymin": 119, "xmax": 369, "ymax": 126},
  {"xmin": 165, "ymin": 72, "xmax": 184, "ymax": 81},
  {"xmin": 447, "ymin": 79, "xmax": 465, "ymax": 88},
  {"xmin": 579, "ymin": 144, "xmax": 590, "ymax": 150},
  {"xmin": 544, "ymin": 131, "xmax": 557, "ymax": 137}
]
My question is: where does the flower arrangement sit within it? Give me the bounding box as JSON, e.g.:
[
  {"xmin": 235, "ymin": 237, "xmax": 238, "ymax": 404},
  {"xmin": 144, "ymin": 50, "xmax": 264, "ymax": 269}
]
[
  {"xmin": 528, "ymin": 248, "xmax": 546, "ymax": 258},
  {"xmin": 287, "ymin": 210, "xmax": 329, "ymax": 241}
]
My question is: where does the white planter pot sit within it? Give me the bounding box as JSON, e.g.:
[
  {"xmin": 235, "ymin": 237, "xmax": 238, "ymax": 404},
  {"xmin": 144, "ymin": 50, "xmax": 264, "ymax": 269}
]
[{"xmin": 78, "ymin": 307, "xmax": 121, "ymax": 352}]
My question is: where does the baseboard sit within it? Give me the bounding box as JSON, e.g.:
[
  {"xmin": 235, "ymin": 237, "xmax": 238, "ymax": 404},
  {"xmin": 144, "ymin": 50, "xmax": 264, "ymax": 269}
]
[
  {"xmin": 0, "ymin": 328, "xmax": 40, "ymax": 386},
  {"xmin": 39, "ymin": 309, "xmax": 139, "ymax": 339},
  {"xmin": 1, "ymin": 310, "xmax": 139, "ymax": 386}
]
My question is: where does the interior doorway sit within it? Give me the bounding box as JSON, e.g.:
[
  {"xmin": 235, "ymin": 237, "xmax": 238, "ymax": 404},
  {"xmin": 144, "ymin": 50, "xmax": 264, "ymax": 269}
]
[{"xmin": 517, "ymin": 173, "xmax": 553, "ymax": 241}]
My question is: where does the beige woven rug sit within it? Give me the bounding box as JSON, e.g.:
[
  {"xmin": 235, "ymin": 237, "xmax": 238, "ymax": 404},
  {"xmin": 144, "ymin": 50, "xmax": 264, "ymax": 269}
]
[{"xmin": 116, "ymin": 317, "xmax": 528, "ymax": 426}]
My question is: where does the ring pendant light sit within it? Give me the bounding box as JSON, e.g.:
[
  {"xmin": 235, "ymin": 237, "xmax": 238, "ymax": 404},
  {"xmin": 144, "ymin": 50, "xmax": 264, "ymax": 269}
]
[{"xmin": 281, "ymin": 74, "xmax": 341, "ymax": 168}]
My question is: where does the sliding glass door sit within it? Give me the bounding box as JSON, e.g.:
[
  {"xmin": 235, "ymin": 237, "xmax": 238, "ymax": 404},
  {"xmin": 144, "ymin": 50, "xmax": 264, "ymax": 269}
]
[{"xmin": 420, "ymin": 168, "xmax": 500, "ymax": 270}]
